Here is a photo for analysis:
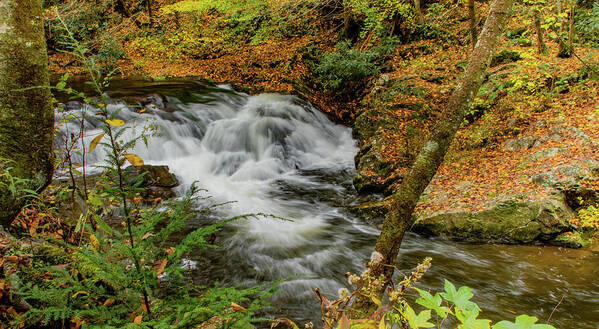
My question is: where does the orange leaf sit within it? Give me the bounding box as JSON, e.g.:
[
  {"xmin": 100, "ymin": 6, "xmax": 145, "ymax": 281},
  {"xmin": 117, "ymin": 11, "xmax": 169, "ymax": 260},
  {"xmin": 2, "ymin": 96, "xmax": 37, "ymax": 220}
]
[
  {"xmin": 134, "ymin": 315, "xmax": 142, "ymax": 324},
  {"xmin": 155, "ymin": 258, "xmax": 167, "ymax": 276},
  {"xmin": 231, "ymin": 302, "xmax": 247, "ymax": 314},
  {"xmin": 339, "ymin": 314, "xmax": 350, "ymax": 329},
  {"xmin": 103, "ymin": 298, "xmax": 115, "ymax": 307},
  {"xmin": 141, "ymin": 233, "xmax": 154, "ymax": 240}
]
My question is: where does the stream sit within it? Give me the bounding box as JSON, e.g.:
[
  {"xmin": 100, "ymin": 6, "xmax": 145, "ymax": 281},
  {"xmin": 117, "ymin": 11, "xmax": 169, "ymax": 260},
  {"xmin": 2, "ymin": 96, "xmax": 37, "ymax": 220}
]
[{"xmin": 56, "ymin": 79, "xmax": 599, "ymax": 328}]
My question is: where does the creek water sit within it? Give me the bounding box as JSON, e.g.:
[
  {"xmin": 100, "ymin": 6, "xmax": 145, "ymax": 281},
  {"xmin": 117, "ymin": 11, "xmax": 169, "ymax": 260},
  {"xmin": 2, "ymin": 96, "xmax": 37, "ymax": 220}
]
[{"xmin": 56, "ymin": 80, "xmax": 599, "ymax": 328}]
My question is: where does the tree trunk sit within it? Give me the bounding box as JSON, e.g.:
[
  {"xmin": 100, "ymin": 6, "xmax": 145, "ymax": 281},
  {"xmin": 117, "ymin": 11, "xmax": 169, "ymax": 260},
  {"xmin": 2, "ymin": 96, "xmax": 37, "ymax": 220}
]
[
  {"xmin": 349, "ymin": 0, "xmax": 514, "ymax": 318},
  {"xmin": 534, "ymin": 9, "xmax": 547, "ymax": 54},
  {"xmin": 568, "ymin": 0, "xmax": 575, "ymax": 53},
  {"xmin": 469, "ymin": 0, "xmax": 477, "ymax": 48},
  {"xmin": 0, "ymin": 0, "xmax": 54, "ymax": 227},
  {"xmin": 146, "ymin": 0, "xmax": 154, "ymax": 24},
  {"xmin": 556, "ymin": 0, "xmax": 571, "ymax": 57},
  {"xmin": 414, "ymin": 0, "xmax": 425, "ymax": 25},
  {"xmin": 114, "ymin": 0, "xmax": 131, "ymax": 18}
]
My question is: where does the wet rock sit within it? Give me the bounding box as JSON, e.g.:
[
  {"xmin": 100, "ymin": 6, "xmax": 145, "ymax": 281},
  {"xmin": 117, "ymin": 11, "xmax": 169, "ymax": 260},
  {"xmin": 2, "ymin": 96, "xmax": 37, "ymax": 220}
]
[
  {"xmin": 114, "ymin": 165, "xmax": 180, "ymax": 201},
  {"xmin": 125, "ymin": 165, "xmax": 179, "ymax": 188},
  {"xmin": 353, "ymin": 141, "xmax": 396, "ymax": 194},
  {"xmin": 504, "ymin": 136, "xmax": 536, "ymax": 152},
  {"xmin": 411, "ymin": 195, "xmax": 573, "ymax": 244},
  {"xmin": 349, "ymin": 198, "xmax": 391, "ymax": 225},
  {"xmin": 62, "ymin": 101, "xmax": 83, "ymax": 112}
]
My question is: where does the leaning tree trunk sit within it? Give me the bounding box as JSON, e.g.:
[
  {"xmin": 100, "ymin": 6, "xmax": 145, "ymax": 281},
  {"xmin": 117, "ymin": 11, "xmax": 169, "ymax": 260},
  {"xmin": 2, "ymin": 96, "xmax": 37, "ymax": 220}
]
[
  {"xmin": 0, "ymin": 0, "xmax": 54, "ymax": 227},
  {"xmin": 349, "ymin": 0, "xmax": 513, "ymax": 318}
]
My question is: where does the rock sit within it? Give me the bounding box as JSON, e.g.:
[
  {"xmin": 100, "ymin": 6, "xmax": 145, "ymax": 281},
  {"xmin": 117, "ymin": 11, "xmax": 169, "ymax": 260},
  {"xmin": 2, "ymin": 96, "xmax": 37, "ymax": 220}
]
[
  {"xmin": 411, "ymin": 195, "xmax": 573, "ymax": 244},
  {"xmin": 563, "ymin": 186, "xmax": 599, "ymax": 210},
  {"xmin": 353, "ymin": 111, "xmax": 381, "ymax": 146},
  {"xmin": 420, "ymin": 73, "xmax": 445, "ymax": 84},
  {"xmin": 506, "ymin": 27, "xmax": 528, "ymax": 39},
  {"xmin": 349, "ymin": 198, "xmax": 391, "ymax": 225},
  {"xmin": 353, "ymin": 141, "xmax": 395, "ymax": 194},
  {"xmin": 533, "ymin": 134, "xmax": 562, "ymax": 147},
  {"xmin": 376, "ymin": 74, "xmax": 391, "ymax": 87},
  {"xmin": 122, "ymin": 165, "xmax": 180, "ymax": 201},
  {"xmin": 125, "ymin": 165, "xmax": 179, "ymax": 188},
  {"xmin": 490, "ymin": 50, "xmax": 522, "ymax": 67},
  {"xmin": 517, "ymin": 38, "xmax": 533, "ymax": 47},
  {"xmin": 504, "ymin": 136, "xmax": 536, "ymax": 152},
  {"xmin": 530, "ymin": 147, "xmax": 566, "ymax": 161}
]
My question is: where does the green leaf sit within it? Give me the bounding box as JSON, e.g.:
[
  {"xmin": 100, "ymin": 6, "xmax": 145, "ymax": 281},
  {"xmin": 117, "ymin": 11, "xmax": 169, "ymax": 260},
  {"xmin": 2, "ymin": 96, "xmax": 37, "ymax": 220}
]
[
  {"xmin": 415, "ymin": 288, "xmax": 449, "ymax": 317},
  {"xmin": 94, "ymin": 215, "xmax": 114, "ymax": 235},
  {"xmin": 403, "ymin": 306, "xmax": 434, "ymax": 329},
  {"xmin": 492, "ymin": 315, "xmax": 556, "ymax": 329},
  {"xmin": 440, "ymin": 280, "xmax": 480, "ymax": 313},
  {"xmin": 459, "ymin": 318, "xmax": 491, "ymax": 329}
]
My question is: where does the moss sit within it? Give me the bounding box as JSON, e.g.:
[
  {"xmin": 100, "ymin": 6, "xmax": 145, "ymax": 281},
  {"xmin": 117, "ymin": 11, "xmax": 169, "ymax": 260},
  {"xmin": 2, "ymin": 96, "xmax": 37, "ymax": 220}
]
[
  {"xmin": 0, "ymin": 0, "xmax": 53, "ymax": 225},
  {"xmin": 410, "ymin": 196, "xmax": 573, "ymax": 244}
]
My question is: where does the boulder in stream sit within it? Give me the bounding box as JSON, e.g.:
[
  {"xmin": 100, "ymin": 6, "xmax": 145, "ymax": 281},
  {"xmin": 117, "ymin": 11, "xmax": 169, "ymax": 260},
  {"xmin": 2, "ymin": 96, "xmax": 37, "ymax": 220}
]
[{"xmin": 411, "ymin": 194, "xmax": 574, "ymax": 244}]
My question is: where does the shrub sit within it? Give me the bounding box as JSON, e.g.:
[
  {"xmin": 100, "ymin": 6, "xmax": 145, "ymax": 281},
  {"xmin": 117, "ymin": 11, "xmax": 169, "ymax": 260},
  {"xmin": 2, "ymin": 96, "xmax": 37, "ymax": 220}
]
[
  {"xmin": 575, "ymin": 3, "xmax": 599, "ymax": 47},
  {"xmin": 579, "ymin": 204, "xmax": 599, "ymax": 230},
  {"xmin": 344, "ymin": 0, "xmax": 418, "ymax": 40},
  {"xmin": 314, "ymin": 39, "xmax": 396, "ymax": 96}
]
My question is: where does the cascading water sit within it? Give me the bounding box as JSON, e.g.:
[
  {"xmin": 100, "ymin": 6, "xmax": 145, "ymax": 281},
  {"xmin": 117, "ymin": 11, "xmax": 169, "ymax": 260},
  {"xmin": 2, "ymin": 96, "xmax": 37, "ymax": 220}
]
[{"xmin": 56, "ymin": 80, "xmax": 599, "ymax": 328}]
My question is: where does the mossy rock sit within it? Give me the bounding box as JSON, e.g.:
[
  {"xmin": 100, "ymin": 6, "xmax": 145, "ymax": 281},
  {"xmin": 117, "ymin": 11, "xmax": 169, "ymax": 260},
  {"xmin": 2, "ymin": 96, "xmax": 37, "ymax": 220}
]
[
  {"xmin": 353, "ymin": 143, "xmax": 395, "ymax": 194},
  {"xmin": 411, "ymin": 195, "xmax": 573, "ymax": 244},
  {"xmin": 349, "ymin": 198, "xmax": 391, "ymax": 225},
  {"xmin": 490, "ymin": 50, "xmax": 522, "ymax": 67}
]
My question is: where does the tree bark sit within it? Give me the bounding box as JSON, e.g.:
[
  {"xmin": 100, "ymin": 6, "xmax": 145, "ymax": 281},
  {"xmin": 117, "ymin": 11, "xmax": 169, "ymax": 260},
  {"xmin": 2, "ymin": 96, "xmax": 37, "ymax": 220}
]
[
  {"xmin": 114, "ymin": 0, "xmax": 131, "ymax": 18},
  {"xmin": 469, "ymin": 0, "xmax": 477, "ymax": 48},
  {"xmin": 414, "ymin": 0, "xmax": 425, "ymax": 25},
  {"xmin": 534, "ymin": 9, "xmax": 547, "ymax": 54},
  {"xmin": 0, "ymin": 0, "xmax": 54, "ymax": 227},
  {"xmin": 556, "ymin": 0, "xmax": 571, "ymax": 57},
  {"xmin": 349, "ymin": 0, "xmax": 514, "ymax": 318},
  {"xmin": 146, "ymin": 0, "xmax": 154, "ymax": 24}
]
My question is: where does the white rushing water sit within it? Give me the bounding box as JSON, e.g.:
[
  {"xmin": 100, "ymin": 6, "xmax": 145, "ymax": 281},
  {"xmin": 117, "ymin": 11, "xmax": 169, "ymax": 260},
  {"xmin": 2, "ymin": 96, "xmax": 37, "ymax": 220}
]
[
  {"xmin": 56, "ymin": 81, "xmax": 599, "ymax": 327},
  {"xmin": 56, "ymin": 84, "xmax": 379, "ymax": 308}
]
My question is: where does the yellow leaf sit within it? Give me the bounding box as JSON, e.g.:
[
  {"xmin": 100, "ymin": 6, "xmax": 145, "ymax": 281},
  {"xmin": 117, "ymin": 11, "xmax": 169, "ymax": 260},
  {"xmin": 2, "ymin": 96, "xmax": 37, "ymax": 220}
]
[
  {"xmin": 105, "ymin": 119, "xmax": 125, "ymax": 127},
  {"xmin": 231, "ymin": 302, "xmax": 247, "ymax": 314},
  {"xmin": 89, "ymin": 234, "xmax": 100, "ymax": 251},
  {"xmin": 89, "ymin": 133, "xmax": 106, "ymax": 152},
  {"xmin": 370, "ymin": 296, "xmax": 382, "ymax": 307},
  {"xmin": 103, "ymin": 298, "xmax": 115, "ymax": 307},
  {"xmin": 72, "ymin": 291, "xmax": 89, "ymax": 298},
  {"xmin": 123, "ymin": 154, "xmax": 144, "ymax": 167},
  {"xmin": 134, "ymin": 315, "xmax": 142, "ymax": 324}
]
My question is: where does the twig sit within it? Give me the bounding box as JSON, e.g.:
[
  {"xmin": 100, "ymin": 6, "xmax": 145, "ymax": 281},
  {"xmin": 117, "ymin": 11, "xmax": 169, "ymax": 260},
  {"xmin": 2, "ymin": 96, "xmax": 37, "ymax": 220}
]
[{"xmin": 547, "ymin": 295, "xmax": 565, "ymax": 323}]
